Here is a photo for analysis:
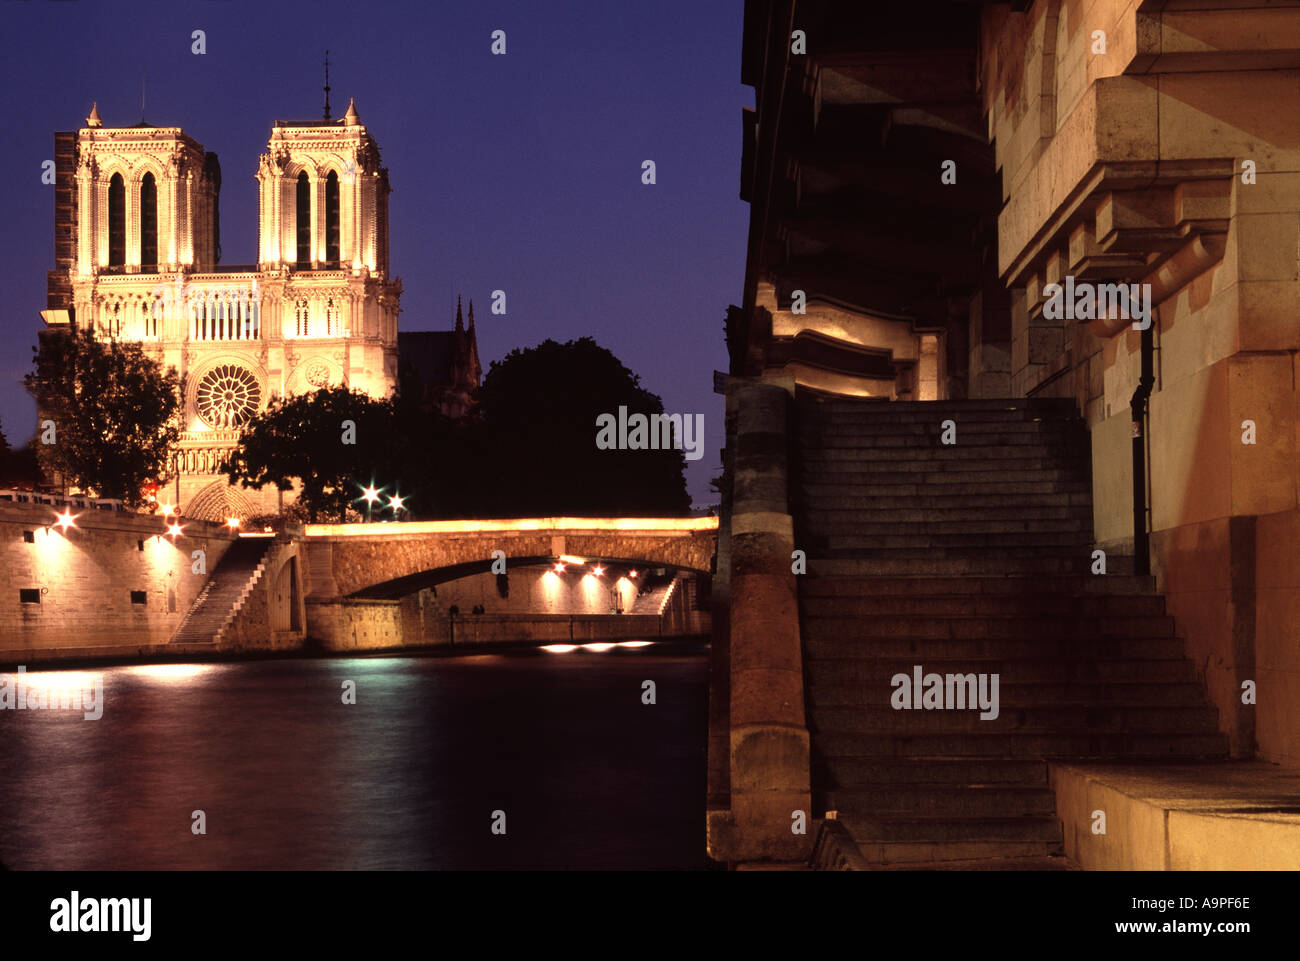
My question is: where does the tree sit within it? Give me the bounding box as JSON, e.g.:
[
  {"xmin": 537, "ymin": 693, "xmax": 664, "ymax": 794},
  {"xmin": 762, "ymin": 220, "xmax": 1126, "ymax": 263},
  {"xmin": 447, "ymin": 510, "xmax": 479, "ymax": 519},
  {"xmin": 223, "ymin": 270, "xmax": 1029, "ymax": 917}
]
[
  {"xmin": 23, "ymin": 325, "xmax": 181, "ymax": 507},
  {"xmin": 471, "ymin": 337, "xmax": 691, "ymax": 516},
  {"xmin": 222, "ymin": 386, "xmax": 402, "ymax": 522}
]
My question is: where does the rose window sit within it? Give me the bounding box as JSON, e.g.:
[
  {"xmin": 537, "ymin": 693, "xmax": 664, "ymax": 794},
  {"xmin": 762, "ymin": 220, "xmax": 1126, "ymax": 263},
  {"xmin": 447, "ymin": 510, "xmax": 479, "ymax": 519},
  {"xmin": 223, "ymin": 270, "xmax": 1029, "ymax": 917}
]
[
  {"xmin": 196, "ymin": 364, "xmax": 261, "ymax": 428},
  {"xmin": 305, "ymin": 360, "xmax": 330, "ymax": 387}
]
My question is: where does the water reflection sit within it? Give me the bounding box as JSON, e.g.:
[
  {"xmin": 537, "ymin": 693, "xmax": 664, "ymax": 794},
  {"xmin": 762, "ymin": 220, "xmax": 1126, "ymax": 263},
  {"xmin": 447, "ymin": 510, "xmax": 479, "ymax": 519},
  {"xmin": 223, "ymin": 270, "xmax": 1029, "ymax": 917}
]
[{"xmin": 0, "ymin": 647, "xmax": 707, "ymax": 870}]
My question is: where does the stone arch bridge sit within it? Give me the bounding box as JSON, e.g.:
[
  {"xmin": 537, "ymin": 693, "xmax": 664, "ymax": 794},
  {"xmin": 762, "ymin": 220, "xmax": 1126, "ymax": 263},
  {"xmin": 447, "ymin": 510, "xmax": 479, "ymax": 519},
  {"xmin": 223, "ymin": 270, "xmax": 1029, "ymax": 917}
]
[{"xmin": 299, "ymin": 517, "xmax": 718, "ymax": 600}]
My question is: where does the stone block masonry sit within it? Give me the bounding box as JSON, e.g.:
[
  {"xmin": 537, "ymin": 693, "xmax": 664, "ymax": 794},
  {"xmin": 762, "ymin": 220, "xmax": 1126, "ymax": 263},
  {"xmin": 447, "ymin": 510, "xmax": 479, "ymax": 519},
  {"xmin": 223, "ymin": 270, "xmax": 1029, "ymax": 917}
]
[{"xmin": 0, "ymin": 501, "xmax": 237, "ymax": 662}]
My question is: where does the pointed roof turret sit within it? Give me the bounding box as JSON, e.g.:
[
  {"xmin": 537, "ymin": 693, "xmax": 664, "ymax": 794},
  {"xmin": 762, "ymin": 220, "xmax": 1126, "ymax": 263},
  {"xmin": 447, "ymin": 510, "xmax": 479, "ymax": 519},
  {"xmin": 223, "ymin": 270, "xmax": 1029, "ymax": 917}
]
[
  {"xmin": 455, "ymin": 295, "xmax": 464, "ymax": 333},
  {"xmin": 86, "ymin": 102, "xmax": 102, "ymax": 127},
  {"xmin": 343, "ymin": 97, "xmax": 360, "ymax": 126},
  {"xmin": 467, "ymin": 299, "xmax": 475, "ymax": 330}
]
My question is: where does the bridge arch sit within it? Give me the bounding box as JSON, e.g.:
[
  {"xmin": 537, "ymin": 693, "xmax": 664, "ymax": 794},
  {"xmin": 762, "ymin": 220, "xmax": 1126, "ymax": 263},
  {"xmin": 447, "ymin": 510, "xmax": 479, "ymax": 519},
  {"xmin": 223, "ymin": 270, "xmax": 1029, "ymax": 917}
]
[{"xmin": 300, "ymin": 518, "xmax": 717, "ymax": 600}]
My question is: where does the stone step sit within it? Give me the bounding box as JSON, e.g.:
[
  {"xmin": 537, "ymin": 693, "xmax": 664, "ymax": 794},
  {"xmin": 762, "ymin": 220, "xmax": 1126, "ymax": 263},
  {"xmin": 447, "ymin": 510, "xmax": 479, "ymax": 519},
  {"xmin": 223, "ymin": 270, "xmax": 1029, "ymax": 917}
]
[
  {"xmin": 802, "ymin": 612, "xmax": 1175, "ymax": 639},
  {"xmin": 798, "ymin": 419, "xmax": 1079, "ymax": 437},
  {"xmin": 852, "ymin": 837, "xmax": 1066, "ymax": 865},
  {"xmin": 869, "ymin": 855, "xmax": 1079, "ymax": 870},
  {"xmin": 804, "ymin": 635, "xmax": 1183, "ymax": 662},
  {"xmin": 801, "ymin": 440, "xmax": 1086, "ymax": 457},
  {"xmin": 809, "ymin": 552, "xmax": 1132, "ymax": 571},
  {"xmin": 824, "ymin": 785, "xmax": 1059, "ymax": 817},
  {"xmin": 814, "ymin": 731, "xmax": 1229, "ymax": 758},
  {"xmin": 795, "ymin": 504, "xmax": 1092, "ymax": 517},
  {"xmin": 803, "ymin": 467, "xmax": 1087, "ymax": 486},
  {"xmin": 799, "ymin": 593, "xmax": 1164, "ymax": 617},
  {"xmin": 802, "ymin": 480, "xmax": 1092, "ymax": 498},
  {"xmin": 804, "ymin": 637, "xmax": 1188, "ymax": 661},
  {"xmin": 799, "ymin": 432, "xmax": 1079, "ymax": 450},
  {"xmin": 809, "ymin": 705, "xmax": 1220, "ymax": 735},
  {"xmin": 819, "ymin": 756, "xmax": 1049, "ymax": 788},
  {"xmin": 807, "ymin": 555, "xmax": 1126, "ymax": 576},
  {"xmin": 808, "ymin": 542, "xmax": 1101, "ymax": 558},
  {"xmin": 803, "ymin": 518, "xmax": 1093, "ymax": 537},
  {"xmin": 799, "ymin": 397, "xmax": 1078, "ymax": 415},
  {"xmin": 798, "ymin": 574, "xmax": 1158, "ymax": 596},
  {"xmin": 801, "ymin": 448, "xmax": 1088, "ymax": 466},
  {"xmin": 839, "ymin": 814, "xmax": 1063, "ymax": 844},
  {"xmin": 807, "ymin": 681, "xmax": 1209, "ymax": 708},
  {"xmin": 805, "ymin": 658, "xmax": 1199, "ymax": 686},
  {"xmin": 810, "ymin": 533, "xmax": 1096, "ymax": 552},
  {"xmin": 801, "ymin": 492, "xmax": 1091, "ymax": 511}
]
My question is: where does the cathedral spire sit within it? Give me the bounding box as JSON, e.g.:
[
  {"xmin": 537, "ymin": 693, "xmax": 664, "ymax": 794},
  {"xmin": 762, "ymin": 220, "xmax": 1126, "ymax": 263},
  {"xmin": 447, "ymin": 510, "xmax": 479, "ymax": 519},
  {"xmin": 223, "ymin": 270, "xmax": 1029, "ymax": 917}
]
[
  {"xmin": 323, "ymin": 50, "xmax": 332, "ymax": 121},
  {"xmin": 467, "ymin": 299, "xmax": 475, "ymax": 330},
  {"xmin": 455, "ymin": 295, "xmax": 464, "ymax": 333}
]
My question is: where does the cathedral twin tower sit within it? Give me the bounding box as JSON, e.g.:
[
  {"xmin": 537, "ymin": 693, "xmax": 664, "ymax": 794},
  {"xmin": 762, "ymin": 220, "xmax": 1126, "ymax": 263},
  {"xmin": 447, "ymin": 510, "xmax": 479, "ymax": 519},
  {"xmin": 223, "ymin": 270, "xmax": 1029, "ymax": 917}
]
[{"xmin": 42, "ymin": 99, "xmax": 402, "ymax": 520}]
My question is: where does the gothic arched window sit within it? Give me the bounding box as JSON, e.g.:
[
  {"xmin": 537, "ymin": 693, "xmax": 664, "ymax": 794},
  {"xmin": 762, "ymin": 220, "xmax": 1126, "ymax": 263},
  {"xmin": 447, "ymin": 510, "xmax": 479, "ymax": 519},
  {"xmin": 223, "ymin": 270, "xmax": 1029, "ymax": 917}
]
[
  {"xmin": 140, "ymin": 172, "xmax": 158, "ymax": 271},
  {"xmin": 108, "ymin": 173, "xmax": 125, "ymax": 267},
  {"xmin": 296, "ymin": 171, "xmax": 311, "ymax": 267},
  {"xmin": 325, "ymin": 170, "xmax": 340, "ymax": 267}
]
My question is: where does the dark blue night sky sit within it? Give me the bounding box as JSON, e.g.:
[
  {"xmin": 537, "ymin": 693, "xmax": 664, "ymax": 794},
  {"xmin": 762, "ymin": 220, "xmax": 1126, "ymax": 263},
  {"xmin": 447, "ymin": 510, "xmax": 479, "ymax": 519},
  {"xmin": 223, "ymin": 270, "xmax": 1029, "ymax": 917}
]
[{"xmin": 0, "ymin": 0, "xmax": 748, "ymax": 507}]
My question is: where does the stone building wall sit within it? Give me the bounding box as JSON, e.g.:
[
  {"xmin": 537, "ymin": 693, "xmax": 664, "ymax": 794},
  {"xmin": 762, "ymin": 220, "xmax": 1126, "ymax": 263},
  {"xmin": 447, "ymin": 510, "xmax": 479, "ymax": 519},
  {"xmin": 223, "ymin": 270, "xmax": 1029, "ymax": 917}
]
[{"xmin": 981, "ymin": 0, "xmax": 1300, "ymax": 763}]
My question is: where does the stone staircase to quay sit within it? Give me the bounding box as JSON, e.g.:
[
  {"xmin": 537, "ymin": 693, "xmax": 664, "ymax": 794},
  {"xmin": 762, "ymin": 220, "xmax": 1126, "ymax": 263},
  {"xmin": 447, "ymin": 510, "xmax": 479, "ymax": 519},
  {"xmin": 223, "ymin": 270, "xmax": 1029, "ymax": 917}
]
[
  {"xmin": 793, "ymin": 393, "xmax": 1229, "ymax": 870},
  {"xmin": 170, "ymin": 536, "xmax": 277, "ymax": 645}
]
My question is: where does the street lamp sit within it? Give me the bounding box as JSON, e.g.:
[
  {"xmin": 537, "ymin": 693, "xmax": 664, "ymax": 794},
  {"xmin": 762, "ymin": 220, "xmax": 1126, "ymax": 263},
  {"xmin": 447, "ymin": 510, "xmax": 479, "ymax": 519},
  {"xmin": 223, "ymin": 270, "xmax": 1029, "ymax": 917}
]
[{"xmin": 356, "ymin": 482, "xmax": 382, "ymax": 522}]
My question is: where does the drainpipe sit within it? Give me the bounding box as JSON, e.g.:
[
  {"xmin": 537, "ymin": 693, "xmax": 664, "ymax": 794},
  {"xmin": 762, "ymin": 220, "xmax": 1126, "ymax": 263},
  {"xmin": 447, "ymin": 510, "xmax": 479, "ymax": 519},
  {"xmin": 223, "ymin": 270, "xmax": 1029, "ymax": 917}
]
[{"xmin": 1130, "ymin": 322, "xmax": 1155, "ymax": 576}]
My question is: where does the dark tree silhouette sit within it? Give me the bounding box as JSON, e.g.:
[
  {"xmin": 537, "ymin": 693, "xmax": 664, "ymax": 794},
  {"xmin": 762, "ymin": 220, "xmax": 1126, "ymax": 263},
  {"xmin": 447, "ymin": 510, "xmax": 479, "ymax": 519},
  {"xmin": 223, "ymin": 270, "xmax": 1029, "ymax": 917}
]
[
  {"xmin": 222, "ymin": 385, "xmax": 402, "ymax": 523},
  {"xmin": 23, "ymin": 325, "xmax": 181, "ymax": 507},
  {"xmin": 472, "ymin": 337, "xmax": 691, "ymax": 516}
]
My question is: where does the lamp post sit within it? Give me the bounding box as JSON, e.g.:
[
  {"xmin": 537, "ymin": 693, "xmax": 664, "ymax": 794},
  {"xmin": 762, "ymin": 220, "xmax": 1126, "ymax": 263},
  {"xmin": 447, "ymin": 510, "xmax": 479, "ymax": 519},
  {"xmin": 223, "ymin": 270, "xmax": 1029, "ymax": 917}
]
[{"xmin": 358, "ymin": 483, "xmax": 381, "ymax": 522}]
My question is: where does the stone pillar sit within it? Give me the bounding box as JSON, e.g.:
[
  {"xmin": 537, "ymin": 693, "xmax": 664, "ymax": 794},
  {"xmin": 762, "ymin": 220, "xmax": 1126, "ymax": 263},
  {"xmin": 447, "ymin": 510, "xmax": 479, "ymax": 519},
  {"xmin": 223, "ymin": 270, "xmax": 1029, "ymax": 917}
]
[
  {"xmin": 968, "ymin": 280, "xmax": 1012, "ymax": 398},
  {"xmin": 95, "ymin": 178, "xmax": 110, "ymax": 269},
  {"xmin": 76, "ymin": 166, "xmax": 94, "ymax": 276},
  {"xmin": 706, "ymin": 389, "xmax": 734, "ymax": 817},
  {"xmin": 313, "ymin": 175, "xmax": 324, "ymax": 267},
  {"xmin": 706, "ymin": 376, "xmax": 811, "ymax": 864}
]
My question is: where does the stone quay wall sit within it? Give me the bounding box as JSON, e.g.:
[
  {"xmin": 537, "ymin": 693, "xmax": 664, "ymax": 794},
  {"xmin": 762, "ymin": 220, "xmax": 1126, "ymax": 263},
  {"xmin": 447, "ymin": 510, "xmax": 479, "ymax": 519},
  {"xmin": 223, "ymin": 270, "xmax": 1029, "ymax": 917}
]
[{"xmin": 0, "ymin": 501, "xmax": 237, "ymax": 663}]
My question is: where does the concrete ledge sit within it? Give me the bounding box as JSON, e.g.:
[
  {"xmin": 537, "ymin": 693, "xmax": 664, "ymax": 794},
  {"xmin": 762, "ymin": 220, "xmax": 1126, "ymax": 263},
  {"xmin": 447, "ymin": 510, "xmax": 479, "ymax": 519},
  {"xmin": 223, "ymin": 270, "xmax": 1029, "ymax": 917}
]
[{"xmin": 1052, "ymin": 761, "xmax": 1300, "ymax": 870}]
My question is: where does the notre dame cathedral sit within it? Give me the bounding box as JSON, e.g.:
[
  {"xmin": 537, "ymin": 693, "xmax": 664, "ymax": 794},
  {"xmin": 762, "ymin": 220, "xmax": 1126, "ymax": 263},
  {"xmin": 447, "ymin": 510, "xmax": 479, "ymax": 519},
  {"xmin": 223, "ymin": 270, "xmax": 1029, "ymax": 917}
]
[{"xmin": 40, "ymin": 98, "xmax": 479, "ymax": 520}]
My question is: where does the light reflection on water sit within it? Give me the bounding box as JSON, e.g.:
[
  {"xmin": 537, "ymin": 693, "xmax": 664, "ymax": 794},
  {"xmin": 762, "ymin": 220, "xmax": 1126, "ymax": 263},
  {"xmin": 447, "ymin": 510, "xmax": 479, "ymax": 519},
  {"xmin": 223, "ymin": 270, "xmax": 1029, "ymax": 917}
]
[{"xmin": 0, "ymin": 648, "xmax": 707, "ymax": 870}]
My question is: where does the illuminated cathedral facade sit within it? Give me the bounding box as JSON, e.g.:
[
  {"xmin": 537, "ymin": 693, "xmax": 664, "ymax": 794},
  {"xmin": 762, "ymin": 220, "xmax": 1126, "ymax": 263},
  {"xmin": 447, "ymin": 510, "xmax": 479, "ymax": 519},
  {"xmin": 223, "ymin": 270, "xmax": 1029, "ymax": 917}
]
[{"xmin": 41, "ymin": 99, "xmax": 402, "ymax": 520}]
